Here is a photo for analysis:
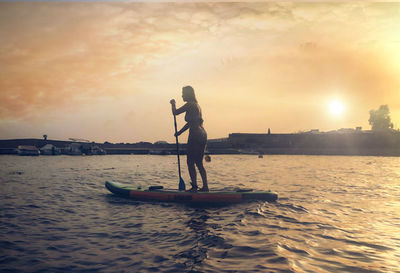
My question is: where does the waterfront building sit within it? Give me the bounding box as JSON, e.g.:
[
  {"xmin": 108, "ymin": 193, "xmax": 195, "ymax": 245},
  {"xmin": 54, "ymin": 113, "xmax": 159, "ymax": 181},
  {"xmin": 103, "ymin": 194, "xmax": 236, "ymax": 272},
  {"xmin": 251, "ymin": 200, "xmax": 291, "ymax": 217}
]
[{"xmin": 40, "ymin": 144, "xmax": 61, "ymax": 155}]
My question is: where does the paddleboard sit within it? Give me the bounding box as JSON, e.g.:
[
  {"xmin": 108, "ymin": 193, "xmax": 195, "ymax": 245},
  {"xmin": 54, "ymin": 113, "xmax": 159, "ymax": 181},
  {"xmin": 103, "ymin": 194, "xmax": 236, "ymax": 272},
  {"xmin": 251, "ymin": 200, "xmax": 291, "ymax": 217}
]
[{"xmin": 105, "ymin": 181, "xmax": 278, "ymax": 204}]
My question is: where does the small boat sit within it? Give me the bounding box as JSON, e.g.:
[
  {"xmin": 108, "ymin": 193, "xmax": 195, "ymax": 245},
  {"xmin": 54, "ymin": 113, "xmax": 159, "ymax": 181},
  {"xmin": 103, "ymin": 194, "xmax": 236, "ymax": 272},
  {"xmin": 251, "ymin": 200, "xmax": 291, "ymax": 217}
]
[
  {"xmin": 105, "ymin": 181, "xmax": 278, "ymax": 204},
  {"xmin": 17, "ymin": 145, "xmax": 40, "ymax": 156}
]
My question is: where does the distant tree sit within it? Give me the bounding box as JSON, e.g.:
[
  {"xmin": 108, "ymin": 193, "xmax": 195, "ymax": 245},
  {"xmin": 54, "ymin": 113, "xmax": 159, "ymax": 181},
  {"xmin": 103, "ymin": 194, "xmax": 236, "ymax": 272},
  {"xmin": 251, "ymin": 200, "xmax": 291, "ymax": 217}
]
[
  {"xmin": 43, "ymin": 134, "xmax": 47, "ymax": 141},
  {"xmin": 369, "ymin": 105, "xmax": 394, "ymax": 131}
]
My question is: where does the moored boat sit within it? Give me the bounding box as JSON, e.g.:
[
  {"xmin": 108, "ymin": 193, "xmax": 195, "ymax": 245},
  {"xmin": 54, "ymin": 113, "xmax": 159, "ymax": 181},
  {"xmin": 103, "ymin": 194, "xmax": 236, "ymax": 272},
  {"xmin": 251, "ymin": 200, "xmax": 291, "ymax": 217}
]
[{"xmin": 17, "ymin": 145, "xmax": 40, "ymax": 156}]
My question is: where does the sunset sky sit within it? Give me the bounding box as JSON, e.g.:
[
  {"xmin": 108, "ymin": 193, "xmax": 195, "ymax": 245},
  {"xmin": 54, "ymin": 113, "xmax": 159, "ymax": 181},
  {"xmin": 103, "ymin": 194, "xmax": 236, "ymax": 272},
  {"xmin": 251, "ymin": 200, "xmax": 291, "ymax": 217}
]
[{"xmin": 1, "ymin": 1, "xmax": 400, "ymax": 143}]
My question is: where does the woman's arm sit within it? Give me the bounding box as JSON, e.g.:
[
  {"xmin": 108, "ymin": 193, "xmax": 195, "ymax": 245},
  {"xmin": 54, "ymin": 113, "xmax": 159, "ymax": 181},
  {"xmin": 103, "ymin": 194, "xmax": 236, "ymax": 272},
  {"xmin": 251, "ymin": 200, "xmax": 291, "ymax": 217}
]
[
  {"xmin": 175, "ymin": 123, "xmax": 189, "ymax": 136},
  {"xmin": 170, "ymin": 99, "xmax": 188, "ymax": 115}
]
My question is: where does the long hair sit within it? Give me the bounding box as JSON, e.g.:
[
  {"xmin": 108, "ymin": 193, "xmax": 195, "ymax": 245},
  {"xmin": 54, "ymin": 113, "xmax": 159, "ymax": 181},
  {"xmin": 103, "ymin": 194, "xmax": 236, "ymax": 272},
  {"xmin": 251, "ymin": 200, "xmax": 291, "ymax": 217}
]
[{"xmin": 183, "ymin": 86, "xmax": 197, "ymax": 102}]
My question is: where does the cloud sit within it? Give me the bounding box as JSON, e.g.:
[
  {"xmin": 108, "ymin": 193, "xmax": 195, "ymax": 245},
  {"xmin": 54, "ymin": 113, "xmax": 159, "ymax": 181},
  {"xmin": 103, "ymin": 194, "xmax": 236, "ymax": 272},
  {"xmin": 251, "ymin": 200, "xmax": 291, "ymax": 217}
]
[
  {"xmin": 0, "ymin": 3, "xmax": 226, "ymax": 117},
  {"xmin": 0, "ymin": 3, "xmax": 237, "ymax": 119}
]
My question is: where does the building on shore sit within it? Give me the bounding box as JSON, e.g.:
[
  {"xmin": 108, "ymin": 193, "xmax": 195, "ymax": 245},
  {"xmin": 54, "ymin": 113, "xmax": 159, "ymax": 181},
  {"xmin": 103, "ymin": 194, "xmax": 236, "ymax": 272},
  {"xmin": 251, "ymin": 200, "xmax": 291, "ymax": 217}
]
[
  {"xmin": 40, "ymin": 144, "xmax": 61, "ymax": 155},
  {"xmin": 63, "ymin": 143, "xmax": 83, "ymax": 155},
  {"xmin": 64, "ymin": 143, "xmax": 106, "ymax": 155}
]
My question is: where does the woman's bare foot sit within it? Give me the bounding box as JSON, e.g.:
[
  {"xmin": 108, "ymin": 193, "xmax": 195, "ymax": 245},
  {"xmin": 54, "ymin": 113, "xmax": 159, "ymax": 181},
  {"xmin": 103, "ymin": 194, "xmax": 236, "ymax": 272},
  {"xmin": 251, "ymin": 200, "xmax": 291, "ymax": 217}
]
[
  {"xmin": 199, "ymin": 187, "xmax": 209, "ymax": 192},
  {"xmin": 186, "ymin": 183, "xmax": 198, "ymax": 192}
]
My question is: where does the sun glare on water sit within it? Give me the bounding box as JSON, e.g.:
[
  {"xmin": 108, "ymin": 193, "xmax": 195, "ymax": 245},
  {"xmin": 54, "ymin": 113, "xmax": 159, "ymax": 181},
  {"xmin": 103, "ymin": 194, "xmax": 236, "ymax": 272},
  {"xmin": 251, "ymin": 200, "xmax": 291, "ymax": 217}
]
[{"xmin": 329, "ymin": 100, "xmax": 344, "ymax": 116}]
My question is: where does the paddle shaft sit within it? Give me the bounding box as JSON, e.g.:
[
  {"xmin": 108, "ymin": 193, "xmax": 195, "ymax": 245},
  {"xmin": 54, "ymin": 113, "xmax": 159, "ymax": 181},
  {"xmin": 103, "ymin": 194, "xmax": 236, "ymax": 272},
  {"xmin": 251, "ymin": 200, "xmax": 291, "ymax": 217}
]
[{"xmin": 173, "ymin": 113, "xmax": 183, "ymax": 184}]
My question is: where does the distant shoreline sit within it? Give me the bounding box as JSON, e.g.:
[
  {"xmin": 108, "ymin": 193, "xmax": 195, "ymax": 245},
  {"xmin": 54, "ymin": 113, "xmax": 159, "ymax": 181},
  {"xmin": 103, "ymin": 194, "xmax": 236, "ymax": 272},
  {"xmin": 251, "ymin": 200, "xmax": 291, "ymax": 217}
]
[{"xmin": 1, "ymin": 130, "xmax": 400, "ymax": 156}]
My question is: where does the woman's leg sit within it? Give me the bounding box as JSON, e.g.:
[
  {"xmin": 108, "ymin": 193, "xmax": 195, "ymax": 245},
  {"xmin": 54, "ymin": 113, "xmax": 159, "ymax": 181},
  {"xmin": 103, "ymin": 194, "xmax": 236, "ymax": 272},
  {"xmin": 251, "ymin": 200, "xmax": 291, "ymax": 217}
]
[
  {"xmin": 195, "ymin": 143, "xmax": 208, "ymax": 191},
  {"xmin": 187, "ymin": 148, "xmax": 197, "ymax": 189},
  {"xmin": 188, "ymin": 128, "xmax": 207, "ymax": 191},
  {"xmin": 196, "ymin": 159, "xmax": 208, "ymax": 191}
]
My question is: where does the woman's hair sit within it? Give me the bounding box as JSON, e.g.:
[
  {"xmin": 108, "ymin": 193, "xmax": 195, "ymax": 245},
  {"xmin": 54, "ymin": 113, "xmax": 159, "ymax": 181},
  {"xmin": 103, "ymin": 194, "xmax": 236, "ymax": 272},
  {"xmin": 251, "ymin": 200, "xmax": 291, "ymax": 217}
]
[{"xmin": 182, "ymin": 86, "xmax": 197, "ymax": 102}]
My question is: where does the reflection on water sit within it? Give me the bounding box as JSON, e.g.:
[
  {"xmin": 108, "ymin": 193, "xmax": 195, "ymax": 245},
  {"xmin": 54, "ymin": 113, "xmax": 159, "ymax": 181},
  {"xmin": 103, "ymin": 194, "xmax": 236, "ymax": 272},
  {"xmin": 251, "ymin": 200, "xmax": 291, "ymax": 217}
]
[
  {"xmin": 176, "ymin": 209, "xmax": 211, "ymax": 270},
  {"xmin": 0, "ymin": 154, "xmax": 400, "ymax": 272}
]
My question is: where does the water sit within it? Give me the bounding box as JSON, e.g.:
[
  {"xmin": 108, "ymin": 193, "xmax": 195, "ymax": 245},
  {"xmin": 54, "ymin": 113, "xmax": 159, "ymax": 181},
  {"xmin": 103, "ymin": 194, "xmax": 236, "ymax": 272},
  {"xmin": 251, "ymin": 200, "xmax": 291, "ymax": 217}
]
[{"xmin": 1, "ymin": 154, "xmax": 400, "ymax": 272}]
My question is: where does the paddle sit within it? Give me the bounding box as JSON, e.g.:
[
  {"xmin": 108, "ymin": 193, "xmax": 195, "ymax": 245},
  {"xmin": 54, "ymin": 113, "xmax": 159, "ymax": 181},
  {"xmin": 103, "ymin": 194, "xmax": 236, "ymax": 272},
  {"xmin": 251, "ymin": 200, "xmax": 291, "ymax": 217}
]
[{"xmin": 173, "ymin": 110, "xmax": 186, "ymax": 191}]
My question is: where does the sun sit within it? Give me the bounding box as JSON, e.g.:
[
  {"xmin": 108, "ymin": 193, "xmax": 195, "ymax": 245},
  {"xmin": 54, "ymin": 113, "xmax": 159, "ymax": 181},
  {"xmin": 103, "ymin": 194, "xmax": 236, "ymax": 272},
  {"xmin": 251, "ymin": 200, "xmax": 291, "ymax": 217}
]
[{"xmin": 329, "ymin": 100, "xmax": 344, "ymax": 116}]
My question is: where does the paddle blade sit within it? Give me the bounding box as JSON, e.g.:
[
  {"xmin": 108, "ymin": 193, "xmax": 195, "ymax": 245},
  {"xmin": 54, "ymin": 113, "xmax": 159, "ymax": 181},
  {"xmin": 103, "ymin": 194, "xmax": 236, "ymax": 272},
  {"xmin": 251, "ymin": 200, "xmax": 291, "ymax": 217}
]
[{"xmin": 179, "ymin": 177, "xmax": 186, "ymax": 191}]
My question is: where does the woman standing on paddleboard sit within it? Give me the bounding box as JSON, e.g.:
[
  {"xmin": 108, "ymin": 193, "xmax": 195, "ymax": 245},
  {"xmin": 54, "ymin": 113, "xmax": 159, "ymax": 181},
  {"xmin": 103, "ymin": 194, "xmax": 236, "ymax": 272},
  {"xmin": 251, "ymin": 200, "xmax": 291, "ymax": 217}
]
[{"xmin": 170, "ymin": 86, "xmax": 208, "ymax": 192}]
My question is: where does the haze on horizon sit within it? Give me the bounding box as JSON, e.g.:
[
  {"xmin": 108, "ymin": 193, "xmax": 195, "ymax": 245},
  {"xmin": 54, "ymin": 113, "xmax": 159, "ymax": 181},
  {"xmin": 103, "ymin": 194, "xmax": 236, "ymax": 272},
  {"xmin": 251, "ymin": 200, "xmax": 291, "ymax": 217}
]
[{"xmin": 1, "ymin": 2, "xmax": 400, "ymax": 143}]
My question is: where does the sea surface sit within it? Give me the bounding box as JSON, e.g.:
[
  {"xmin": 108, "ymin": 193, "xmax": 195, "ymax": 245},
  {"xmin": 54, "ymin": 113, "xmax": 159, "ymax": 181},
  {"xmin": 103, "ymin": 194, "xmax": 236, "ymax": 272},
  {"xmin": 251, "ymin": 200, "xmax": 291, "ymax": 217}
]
[{"xmin": 1, "ymin": 154, "xmax": 400, "ymax": 273}]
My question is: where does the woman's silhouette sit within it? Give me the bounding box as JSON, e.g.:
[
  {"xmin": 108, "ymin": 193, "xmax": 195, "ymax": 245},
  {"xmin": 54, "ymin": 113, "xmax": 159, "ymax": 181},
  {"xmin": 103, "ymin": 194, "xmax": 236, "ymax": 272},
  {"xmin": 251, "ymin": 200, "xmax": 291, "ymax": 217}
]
[{"xmin": 170, "ymin": 86, "xmax": 208, "ymax": 192}]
